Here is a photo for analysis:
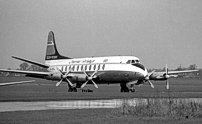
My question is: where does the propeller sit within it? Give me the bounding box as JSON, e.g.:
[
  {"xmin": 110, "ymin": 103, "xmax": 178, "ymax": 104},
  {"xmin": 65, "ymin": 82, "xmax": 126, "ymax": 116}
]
[
  {"xmin": 56, "ymin": 67, "xmax": 73, "ymax": 87},
  {"xmin": 144, "ymin": 70, "xmax": 155, "ymax": 88},
  {"xmin": 81, "ymin": 70, "xmax": 98, "ymax": 88},
  {"xmin": 164, "ymin": 64, "xmax": 170, "ymax": 89}
]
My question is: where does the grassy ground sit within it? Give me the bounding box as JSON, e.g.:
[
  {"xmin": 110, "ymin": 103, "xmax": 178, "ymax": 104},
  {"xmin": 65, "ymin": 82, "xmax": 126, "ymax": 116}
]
[
  {"xmin": 0, "ymin": 77, "xmax": 202, "ymax": 101},
  {"xmin": 1, "ymin": 109, "xmax": 202, "ymax": 124},
  {"xmin": 1, "ymin": 77, "xmax": 202, "ymax": 123}
]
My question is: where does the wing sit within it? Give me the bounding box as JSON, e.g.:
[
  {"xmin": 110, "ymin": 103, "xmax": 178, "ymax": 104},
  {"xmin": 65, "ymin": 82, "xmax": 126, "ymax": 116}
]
[
  {"xmin": 12, "ymin": 56, "xmax": 49, "ymax": 68},
  {"xmin": 0, "ymin": 80, "xmax": 35, "ymax": 87},
  {"xmin": 0, "ymin": 69, "xmax": 50, "ymax": 78},
  {"xmin": 168, "ymin": 70, "xmax": 198, "ymax": 75}
]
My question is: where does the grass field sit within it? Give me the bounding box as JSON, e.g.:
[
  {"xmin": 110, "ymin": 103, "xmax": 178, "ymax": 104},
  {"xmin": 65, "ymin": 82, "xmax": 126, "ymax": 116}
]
[
  {"xmin": 1, "ymin": 109, "xmax": 202, "ymax": 124},
  {"xmin": 1, "ymin": 77, "xmax": 202, "ymax": 124},
  {"xmin": 0, "ymin": 77, "xmax": 202, "ymax": 101}
]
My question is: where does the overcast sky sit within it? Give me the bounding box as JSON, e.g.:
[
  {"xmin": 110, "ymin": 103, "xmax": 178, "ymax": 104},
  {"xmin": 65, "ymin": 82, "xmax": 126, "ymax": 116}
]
[{"xmin": 0, "ymin": 0, "xmax": 202, "ymax": 69}]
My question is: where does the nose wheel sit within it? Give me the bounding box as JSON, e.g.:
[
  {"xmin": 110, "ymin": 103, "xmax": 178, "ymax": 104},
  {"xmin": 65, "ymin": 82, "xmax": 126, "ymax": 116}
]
[{"xmin": 120, "ymin": 83, "xmax": 135, "ymax": 92}]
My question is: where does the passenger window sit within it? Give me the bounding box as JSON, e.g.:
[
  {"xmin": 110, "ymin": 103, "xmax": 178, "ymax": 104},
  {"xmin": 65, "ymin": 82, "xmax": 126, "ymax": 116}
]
[
  {"xmin": 94, "ymin": 65, "xmax": 96, "ymax": 70},
  {"xmin": 85, "ymin": 65, "xmax": 87, "ymax": 71},
  {"xmin": 102, "ymin": 64, "xmax": 105, "ymax": 70},
  {"xmin": 81, "ymin": 65, "xmax": 83, "ymax": 71},
  {"xmin": 89, "ymin": 65, "xmax": 91, "ymax": 71},
  {"xmin": 69, "ymin": 66, "xmax": 71, "ymax": 70},
  {"xmin": 72, "ymin": 65, "xmax": 75, "ymax": 71},
  {"xmin": 126, "ymin": 60, "xmax": 131, "ymax": 64},
  {"xmin": 66, "ymin": 66, "xmax": 68, "ymax": 71},
  {"xmin": 77, "ymin": 65, "xmax": 79, "ymax": 71},
  {"xmin": 98, "ymin": 65, "xmax": 100, "ymax": 70}
]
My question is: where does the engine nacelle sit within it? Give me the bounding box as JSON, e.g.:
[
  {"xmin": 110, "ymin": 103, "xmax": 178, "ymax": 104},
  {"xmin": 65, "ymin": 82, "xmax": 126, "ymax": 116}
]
[
  {"xmin": 45, "ymin": 72, "xmax": 62, "ymax": 81},
  {"xmin": 71, "ymin": 75, "xmax": 87, "ymax": 82}
]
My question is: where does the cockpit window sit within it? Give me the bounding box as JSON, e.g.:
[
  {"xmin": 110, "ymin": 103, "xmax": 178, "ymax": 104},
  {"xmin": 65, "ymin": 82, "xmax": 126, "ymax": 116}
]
[
  {"xmin": 126, "ymin": 60, "xmax": 131, "ymax": 64},
  {"xmin": 126, "ymin": 59, "xmax": 140, "ymax": 64}
]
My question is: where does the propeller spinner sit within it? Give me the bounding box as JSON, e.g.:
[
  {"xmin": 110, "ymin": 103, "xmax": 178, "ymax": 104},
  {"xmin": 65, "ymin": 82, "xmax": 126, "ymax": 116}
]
[
  {"xmin": 55, "ymin": 67, "xmax": 73, "ymax": 87},
  {"xmin": 81, "ymin": 70, "xmax": 99, "ymax": 88}
]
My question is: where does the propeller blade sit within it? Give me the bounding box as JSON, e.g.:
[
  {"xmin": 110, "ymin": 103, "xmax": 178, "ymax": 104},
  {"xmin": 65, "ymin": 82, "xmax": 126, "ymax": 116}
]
[
  {"xmin": 56, "ymin": 79, "xmax": 63, "ymax": 86},
  {"xmin": 83, "ymin": 70, "xmax": 89, "ymax": 77},
  {"xmin": 91, "ymin": 80, "xmax": 98, "ymax": 88},
  {"xmin": 65, "ymin": 78, "xmax": 73, "ymax": 87},
  {"xmin": 148, "ymin": 70, "xmax": 155, "ymax": 77},
  {"xmin": 166, "ymin": 80, "xmax": 169, "ymax": 89},
  {"xmin": 91, "ymin": 70, "xmax": 98, "ymax": 78},
  {"xmin": 56, "ymin": 67, "xmax": 63, "ymax": 74},
  {"xmin": 147, "ymin": 80, "xmax": 154, "ymax": 88},
  {"xmin": 81, "ymin": 80, "xmax": 89, "ymax": 88},
  {"xmin": 165, "ymin": 64, "xmax": 168, "ymax": 75}
]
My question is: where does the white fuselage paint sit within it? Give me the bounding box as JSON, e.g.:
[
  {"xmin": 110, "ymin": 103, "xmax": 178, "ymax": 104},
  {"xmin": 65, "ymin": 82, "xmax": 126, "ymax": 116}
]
[{"xmin": 45, "ymin": 56, "xmax": 148, "ymax": 83}]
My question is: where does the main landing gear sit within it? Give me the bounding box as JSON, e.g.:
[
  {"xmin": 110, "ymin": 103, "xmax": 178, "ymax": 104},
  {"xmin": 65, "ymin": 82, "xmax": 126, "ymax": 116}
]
[
  {"xmin": 120, "ymin": 83, "xmax": 135, "ymax": 93},
  {"xmin": 68, "ymin": 87, "xmax": 77, "ymax": 92},
  {"xmin": 67, "ymin": 83, "xmax": 77, "ymax": 92}
]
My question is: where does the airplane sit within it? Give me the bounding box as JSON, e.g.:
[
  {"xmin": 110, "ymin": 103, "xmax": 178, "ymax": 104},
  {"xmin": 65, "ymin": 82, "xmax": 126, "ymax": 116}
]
[
  {"xmin": 0, "ymin": 31, "xmax": 198, "ymax": 92},
  {"xmin": 138, "ymin": 64, "xmax": 198, "ymax": 89},
  {"xmin": 0, "ymin": 31, "xmax": 151, "ymax": 92}
]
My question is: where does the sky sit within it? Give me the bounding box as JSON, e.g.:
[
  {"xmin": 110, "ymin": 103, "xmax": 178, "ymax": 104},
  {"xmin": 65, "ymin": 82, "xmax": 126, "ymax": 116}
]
[{"xmin": 0, "ymin": 0, "xmax": 202, "ymax": 70}]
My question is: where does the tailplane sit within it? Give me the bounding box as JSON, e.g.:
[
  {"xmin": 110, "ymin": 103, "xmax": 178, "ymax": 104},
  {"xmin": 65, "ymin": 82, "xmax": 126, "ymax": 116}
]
[{"xmin": 45, "ymin": 31, "xmax": 71, "ymax": 61}]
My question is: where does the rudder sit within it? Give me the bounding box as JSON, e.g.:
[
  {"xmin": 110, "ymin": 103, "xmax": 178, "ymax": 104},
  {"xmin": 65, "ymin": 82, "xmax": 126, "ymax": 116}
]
[{"xmin": 45, "ymin": 31, "xmax": 71, "ymax": 60}]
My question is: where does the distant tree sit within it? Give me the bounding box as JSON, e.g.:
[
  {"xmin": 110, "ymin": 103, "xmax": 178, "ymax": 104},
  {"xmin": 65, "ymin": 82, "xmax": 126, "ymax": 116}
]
[
  {"xmin": 188, "ymin": 64, "xmax": 197, "ymax": 70},
  {"xmin": 19, "ymin": 62, "xmax": 30, "ymax": 70}
]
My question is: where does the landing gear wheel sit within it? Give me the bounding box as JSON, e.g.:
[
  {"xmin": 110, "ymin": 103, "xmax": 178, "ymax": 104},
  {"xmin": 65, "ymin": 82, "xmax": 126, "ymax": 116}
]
[
  {"xmin": 120, "ymin": 83, "xmax": 130, "ymax": 93},
  {"xmin": 68, "ymin": 87, "xmax": 77, "ymax": 92}
]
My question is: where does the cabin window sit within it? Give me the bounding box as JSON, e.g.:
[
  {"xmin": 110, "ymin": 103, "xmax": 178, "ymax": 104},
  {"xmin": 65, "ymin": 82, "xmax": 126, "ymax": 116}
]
[
  {"xmin": 69, "ymin": 66, "xmax": 71, "ymax": 70},
  {"xmin": 65, "ymin": 66, "xmax": 67, "ymax": 71},
  {"xmin": 85, "ymin": 65, "xmax": 87, "ymax": 71},
  {"xmin": 72, "ymin": 65, "xmax": 75, "ymax": 71},
  {"xmin": 102, "ymin": 64, "xmax": 105, "ymax": 70},
  {"xmin": 126, "ymin": 60, "xmax": 131, "ymax": 64},
  {"xmin": 89, "ymin": 65, "xmax": 91, "ymax": 71},
  {"xmin": 81, "ymin": 65, "xmax": 83, "ymax": 71},
  {"xmin": 94, "ymin": 65, "xmax": 96, "ymax": 70},
  {"xmin": 77, "ymin": 65, "xmax": 79, "ymax": 71},
  {"xmin": 98, "ymin": 64, "xmax": 100, "ymax": 70}
]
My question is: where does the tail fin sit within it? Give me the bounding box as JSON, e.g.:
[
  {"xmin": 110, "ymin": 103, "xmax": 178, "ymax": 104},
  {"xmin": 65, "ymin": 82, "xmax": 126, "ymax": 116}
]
[{"xmin": 45, "ymin": 31, "xmax": 71, "ymax": 61}]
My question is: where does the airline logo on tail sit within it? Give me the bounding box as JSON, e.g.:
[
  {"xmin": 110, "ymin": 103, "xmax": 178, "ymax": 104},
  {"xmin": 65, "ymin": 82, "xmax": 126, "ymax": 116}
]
[{"xmin": 45, "ymin": 31, "xmax": 71, "ymax": 61}]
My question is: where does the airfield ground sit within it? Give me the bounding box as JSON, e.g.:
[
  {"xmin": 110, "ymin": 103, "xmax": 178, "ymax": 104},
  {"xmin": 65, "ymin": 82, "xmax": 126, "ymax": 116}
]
[{"xmin": 0, "ymin": 76, "xmax": 202, "ymax": 123}]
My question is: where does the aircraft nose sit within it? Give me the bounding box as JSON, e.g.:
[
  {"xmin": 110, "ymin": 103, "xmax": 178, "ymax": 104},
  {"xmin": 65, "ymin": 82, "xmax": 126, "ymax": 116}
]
[{"xmin": 136, "ymin": 72, "xmax": 145, "ymax": 80}]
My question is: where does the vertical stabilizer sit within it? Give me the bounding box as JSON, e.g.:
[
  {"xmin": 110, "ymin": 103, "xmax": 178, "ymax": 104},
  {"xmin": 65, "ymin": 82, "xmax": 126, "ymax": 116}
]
[{"xmin": 45, "ymin": 31, "xmax": 71, "ymax": 61}]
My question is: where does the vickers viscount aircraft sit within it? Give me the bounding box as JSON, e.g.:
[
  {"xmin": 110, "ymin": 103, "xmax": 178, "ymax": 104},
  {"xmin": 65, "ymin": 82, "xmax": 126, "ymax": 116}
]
[
  {"xmin": 0, "ymin": 31, "xmax": 198, "ymax": 92},
  {"xmin": 0, "ymin": 31, "xmax": 152, "ymax": 92}
]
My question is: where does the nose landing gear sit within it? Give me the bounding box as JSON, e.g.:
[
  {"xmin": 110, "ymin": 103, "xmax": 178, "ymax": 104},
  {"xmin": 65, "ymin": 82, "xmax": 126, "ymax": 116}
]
[{"xmin": 120, "ymin": 83, "xmax": 136, "ymax": 93}]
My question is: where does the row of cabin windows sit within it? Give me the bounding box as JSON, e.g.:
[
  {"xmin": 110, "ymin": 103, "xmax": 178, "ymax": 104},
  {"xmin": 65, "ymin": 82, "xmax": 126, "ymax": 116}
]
[{"xmin": 61, "ymin": 64, "xmax": 105, "ymax": 72}]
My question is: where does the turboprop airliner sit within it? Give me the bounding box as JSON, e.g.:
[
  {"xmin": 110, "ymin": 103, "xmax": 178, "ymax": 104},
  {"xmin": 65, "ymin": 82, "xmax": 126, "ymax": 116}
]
[
  {"xmin": 0, "ymin": 31, "xmax": 198, "ymax": 92},
  {"xmin": 0, "ymin": 31, "xmax": 153, "ymax": 92}
]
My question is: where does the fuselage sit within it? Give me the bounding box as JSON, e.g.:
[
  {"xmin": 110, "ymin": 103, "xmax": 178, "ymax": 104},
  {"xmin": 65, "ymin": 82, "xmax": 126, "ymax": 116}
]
[{"xmin": 45, "ymin": 56, "xmax": 148, "ymax": 84}]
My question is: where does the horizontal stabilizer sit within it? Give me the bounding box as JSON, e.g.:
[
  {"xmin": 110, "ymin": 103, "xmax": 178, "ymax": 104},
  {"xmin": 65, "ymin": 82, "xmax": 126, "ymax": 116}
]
[
  {"xmin": 12, "ymin": 56, "xmax": 49, "ymax": 68},
  {"xmin": 0, "ymin": 69, "xmax": 50, "ymax": 76},
  {"xmin": 0, "ymin": 80, "xmax": 35, "ymax": 87}
]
